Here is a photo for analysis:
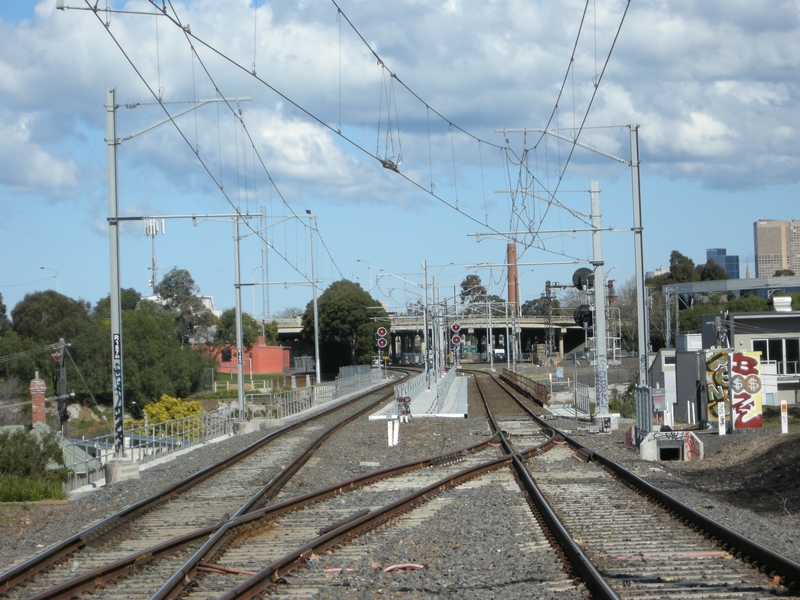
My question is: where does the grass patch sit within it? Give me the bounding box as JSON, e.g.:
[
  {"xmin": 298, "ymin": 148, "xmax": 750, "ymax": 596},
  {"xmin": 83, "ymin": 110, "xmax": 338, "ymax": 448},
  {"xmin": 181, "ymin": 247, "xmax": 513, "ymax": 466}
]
[{"xmin": 0, "ymin": 475, "xmax": 67, "ymax": 502}]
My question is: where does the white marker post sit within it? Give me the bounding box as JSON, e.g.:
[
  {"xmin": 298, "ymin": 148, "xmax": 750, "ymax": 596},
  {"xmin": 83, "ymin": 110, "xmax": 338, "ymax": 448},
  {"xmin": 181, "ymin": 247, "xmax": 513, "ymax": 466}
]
[
  {"xmin": 718, "ymin": 403, "xmax": 726, "ymax": 436},
  {"xmin": 781, "ymin": 400, "xmax": 789, "ymax": 434}
]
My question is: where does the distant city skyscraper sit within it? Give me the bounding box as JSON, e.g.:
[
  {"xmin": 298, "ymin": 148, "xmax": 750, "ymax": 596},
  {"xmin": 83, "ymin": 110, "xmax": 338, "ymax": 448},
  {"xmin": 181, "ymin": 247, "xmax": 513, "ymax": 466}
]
[
  {"xmin": 706, "ymin": 248, "xmax": 740, "ymax": 279},
  {"xmin": 753, "ymin": 219, "xmax": 800, "ymax": 277}
]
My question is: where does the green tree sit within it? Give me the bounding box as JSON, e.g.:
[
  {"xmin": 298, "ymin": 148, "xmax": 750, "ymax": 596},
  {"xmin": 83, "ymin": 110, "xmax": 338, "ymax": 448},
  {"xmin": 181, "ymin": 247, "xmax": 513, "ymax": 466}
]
[
  {"xmin": 11, "ymin": 290, "xmax": 90, "ymax": 343},
  {"xmin": 121, "ymin": 301, "xmax": 209, "ymax": 405},
  {"xmin": 154, "ymin": 268, "xmax": 215, "ymax": 347},
  {"xmin": 0, "ymin": 293, "xmax": 11, "ymax": 338},
  {"xmin": 728, "ymin": 295, "xmax": 768, "ymax": 312},
  {"xmin": 0, "ymin": 427, "xmax": 63, "ymax": 477},
  {"xmin": 773, "ymin": 269, "xmax": 796, "ymax": 276},
  {"xmin": 521, "ymin": 297, "xmax": 561, "ymax": 316},
  {"xmin": 669, "ymin": 251, "xmax": 699, "ymax": 283},
  {"xmin": 213, "ymin": 309, "xmax": 261, "ymax": 355},
  {"xmin": 614, "ymin": 277, "xmax": 639, "ymax": 352},
  {"xmin": 699, "ymin": 259, "xmax": 729, "ymax": 281},
  {"xmin": 262, "ymin": 320, "xmax": 279, "ymax": 345},
  {"xmin": 678, "ymin": 295, "xmax": 727, "ymax": 333},
  {"xmin": 460, "ymin": 275, "xmax": 487, "ymax": 315},
  {"xmin": 155, "ymin": 268, "xmax": 198, "ymax": 308},
  {"xmin": 301, "ymin": 280, "xmax": 389, "ymax": 371},
  {"xmin": 93, "ymin": 288, "xmax": 143, "ymax": 316},
  {"xmin": 0, "ymin": 330, "xmax": 41, "ymax": 384}
]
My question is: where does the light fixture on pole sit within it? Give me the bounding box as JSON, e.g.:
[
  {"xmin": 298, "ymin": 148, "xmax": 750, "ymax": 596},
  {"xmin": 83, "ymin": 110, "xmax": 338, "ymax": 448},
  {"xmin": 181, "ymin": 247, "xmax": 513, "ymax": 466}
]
[
  {"xmin": 40, "ymin": 267, "xmax": 59, "ymax": 293},
  {"xmin": 357, "ymin": 259, "xmax": 373, "ymax": 297}
]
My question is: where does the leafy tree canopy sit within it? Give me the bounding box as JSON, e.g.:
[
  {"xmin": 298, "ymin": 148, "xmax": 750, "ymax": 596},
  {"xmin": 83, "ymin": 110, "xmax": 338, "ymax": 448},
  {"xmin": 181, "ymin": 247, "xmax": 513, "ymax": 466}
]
[
  {"xmin": 0, "ymin": 293, "xmax": 11, "ymax": 338},
  {"xmin": 460, "ymin": 274, "xmax": 487, "ymax": 303},
  {"xmin": 214, "ymin": 309, "xmax": 261, "ymax": 352},
  {"xmin": 0, "ymin": 427, "xmax": 63, "ymax": 477},
  {"xmin": 727, "ymin": 295, "xmax": 768, "ymax": 312},
  {"xmin": 698, "ymin": 258, "xmax": 729, "ymax": 281},
  {"xmin": 155, "ymin": 268, "xmax": 198, "ymax": 309},
  {"xmin": 301, "ymin": 280, "xmax": 389, "ymax": 371},
  {"xmin": 521, "ymin": 297, "xmax": 561, "ymax": 316},
  {"xmin": 11, "ymin": 290, "xmax": 90, "ymax": 344},
  {"xmin": 774, "ymin": 269, "xmax": 796, "ymax": 277},
  {"xmin": 93, "ymin": 288, "xmax": 143, "ymax": 317},
  {"xmin": 668, "ymin": 250, "xmax": 699, "ymax": 283}
]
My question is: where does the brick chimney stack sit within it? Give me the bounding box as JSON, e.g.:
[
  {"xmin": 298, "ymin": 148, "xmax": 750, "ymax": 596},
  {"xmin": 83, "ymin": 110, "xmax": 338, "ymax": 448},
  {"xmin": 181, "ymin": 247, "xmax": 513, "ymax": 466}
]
[{"xmin": 30, "ymin": 375, "xmax": 47, "ymax": 425}]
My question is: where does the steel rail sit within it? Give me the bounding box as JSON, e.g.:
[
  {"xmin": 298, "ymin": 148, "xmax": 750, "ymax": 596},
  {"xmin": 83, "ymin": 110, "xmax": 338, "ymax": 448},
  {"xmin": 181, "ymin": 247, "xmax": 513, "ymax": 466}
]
[
  {"xmin": 473, "ymin": 371, "xmax": 621, "ymax": 600},
  {"xmin": 23, "ymin": 519, "xmax": 227, "ymax": 600},
  {"xmin": 23, "ymin": 390, "xmax": 480, "ymax": 600},
  {"xmin": 0, "ymin": 372, "xmax": 404, "ymax": 595},
  {"xmin": 489, "ymin": 370, "xmax": 800, "ymax": 593}
]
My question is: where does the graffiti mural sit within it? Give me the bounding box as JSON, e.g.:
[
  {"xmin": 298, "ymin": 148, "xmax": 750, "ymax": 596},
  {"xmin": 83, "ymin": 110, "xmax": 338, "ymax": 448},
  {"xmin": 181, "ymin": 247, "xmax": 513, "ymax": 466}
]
[
  {"xmin": 730, "ymin": 350, "xmax": 763, "ymax": 430},
  {"xmin": 705, "ymin": 350, "xmax": 730, "ymax": 421}
]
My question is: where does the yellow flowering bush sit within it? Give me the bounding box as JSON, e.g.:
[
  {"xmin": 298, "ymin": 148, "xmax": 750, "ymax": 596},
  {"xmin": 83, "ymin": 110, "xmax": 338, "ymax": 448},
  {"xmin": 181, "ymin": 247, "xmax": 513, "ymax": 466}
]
[{"xmin": 127, "ymin": 395, "xmax": 204, "ymax": 440}]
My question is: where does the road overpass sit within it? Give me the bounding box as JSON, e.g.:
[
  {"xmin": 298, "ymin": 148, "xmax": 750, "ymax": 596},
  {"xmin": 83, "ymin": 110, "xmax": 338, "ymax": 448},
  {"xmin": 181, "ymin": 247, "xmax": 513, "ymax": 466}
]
[{"xmin": 274, "ymin": 314, "xmax": 589, "ymax": 363}]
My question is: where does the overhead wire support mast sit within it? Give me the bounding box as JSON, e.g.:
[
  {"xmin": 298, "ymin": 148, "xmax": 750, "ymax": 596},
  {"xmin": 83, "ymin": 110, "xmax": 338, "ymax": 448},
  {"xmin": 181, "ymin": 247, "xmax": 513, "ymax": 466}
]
[
  {"xmin": 500, "ymin": 124, "xmax": 648, "ymax": 387},
  {"xmin": 104, "ymin": 89, "xmax": 251, "ymax": 457}
]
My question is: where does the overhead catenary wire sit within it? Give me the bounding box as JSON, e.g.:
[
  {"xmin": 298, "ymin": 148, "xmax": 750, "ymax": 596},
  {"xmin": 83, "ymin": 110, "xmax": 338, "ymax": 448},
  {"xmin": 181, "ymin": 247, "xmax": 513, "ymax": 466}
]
[
  {"xmin": 85, "ymin": 0, "xmax": 337, "ymax": 285},
  {"xmin": 146, "ymin": 0, "xmax": 513, "ymax": 238},
  {"xmin": 89, "ymin": 0, "xmax": 628, "ymax": 271}
]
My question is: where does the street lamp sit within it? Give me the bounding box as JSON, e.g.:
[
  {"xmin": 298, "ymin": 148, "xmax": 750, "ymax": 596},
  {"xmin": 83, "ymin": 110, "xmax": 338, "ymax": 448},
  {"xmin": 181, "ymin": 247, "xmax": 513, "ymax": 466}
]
[
  {"xmin": 40, "ymin": 267, "xmax": 59, "ymax": 293},
  {"xmin": 357, "ymin": 259, "xmax": 373, "ymax": 296}
]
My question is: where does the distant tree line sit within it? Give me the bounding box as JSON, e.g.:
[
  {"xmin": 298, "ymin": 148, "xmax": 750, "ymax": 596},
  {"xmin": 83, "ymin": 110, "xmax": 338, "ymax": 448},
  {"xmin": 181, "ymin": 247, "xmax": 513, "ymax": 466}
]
[{"xmin": 0, "ymin": 268, "xmax": 278, "ymax": 409}]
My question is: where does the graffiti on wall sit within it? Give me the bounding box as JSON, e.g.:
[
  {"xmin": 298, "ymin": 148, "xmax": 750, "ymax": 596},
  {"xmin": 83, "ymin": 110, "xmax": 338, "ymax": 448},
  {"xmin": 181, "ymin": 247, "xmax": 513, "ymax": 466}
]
[
  {"xmin": 705, "ymin": 350, "xmax": 729, "ymax": 421},
  {"xmin": 729, "ymin": 351, "xmax": 763, "ymax": 430}
]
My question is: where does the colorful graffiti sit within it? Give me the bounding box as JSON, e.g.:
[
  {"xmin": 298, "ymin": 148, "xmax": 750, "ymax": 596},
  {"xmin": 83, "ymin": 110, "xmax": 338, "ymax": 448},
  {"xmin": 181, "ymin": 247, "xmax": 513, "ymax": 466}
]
[
  {"xmin": 730, "ymin": 351, "xmax": 763, "ymax": 430},
  {"xmin": 705, "ymin": 350, "xmax": 729, "ymax": 421}
]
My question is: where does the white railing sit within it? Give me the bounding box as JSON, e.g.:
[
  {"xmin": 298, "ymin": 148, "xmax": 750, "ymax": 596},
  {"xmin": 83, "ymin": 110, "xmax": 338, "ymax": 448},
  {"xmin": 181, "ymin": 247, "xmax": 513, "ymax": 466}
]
[
  {"xmin": 246, "ymin": 366, "xmax": 384, "ymax": 420},
  {"xmin": 394, "ymin": 371, "xmax": 428, "ymax": 401},
  {"xmin": 432, "ymin": 366, "xmax": 457, "ymax": 412},
  {"xmin": 61, "ymin": 407, "xmax": 233, "ymax": 492}
]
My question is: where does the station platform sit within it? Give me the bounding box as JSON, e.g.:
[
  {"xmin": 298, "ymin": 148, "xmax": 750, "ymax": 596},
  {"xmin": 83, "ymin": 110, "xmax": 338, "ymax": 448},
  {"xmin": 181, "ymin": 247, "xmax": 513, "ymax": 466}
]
[{"xmin": 368, "ymin": 375, "xmax": 469, "ymax": 420}]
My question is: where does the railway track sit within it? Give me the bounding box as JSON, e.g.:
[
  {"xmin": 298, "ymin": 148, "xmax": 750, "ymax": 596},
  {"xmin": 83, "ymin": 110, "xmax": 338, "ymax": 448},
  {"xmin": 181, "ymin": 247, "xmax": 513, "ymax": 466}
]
[
  {"xmin": 480, "ymin": 371, "xmax": 800, "ymax": 598},
  {"xmin": 0, "ymin": 374, "xmax": 403, "ymax": 599},
  {"xmin": 4, "ymin": 367, "xmax": 798, "ymax": 598}
]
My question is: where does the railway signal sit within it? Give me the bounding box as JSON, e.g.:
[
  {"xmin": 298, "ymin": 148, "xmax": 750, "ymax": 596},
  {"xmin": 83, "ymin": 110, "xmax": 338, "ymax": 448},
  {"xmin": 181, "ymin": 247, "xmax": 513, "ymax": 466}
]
[
  {"xmin": 452, "ymin": 335, "xmax": 462, "ymax": 345},
  {"xmin": 451, "ymin": 322, "xmax": 461, "ymax": 333},
  {"xmin": 376, "ymin": 326, "xmax": 388, "ymax": 349}
]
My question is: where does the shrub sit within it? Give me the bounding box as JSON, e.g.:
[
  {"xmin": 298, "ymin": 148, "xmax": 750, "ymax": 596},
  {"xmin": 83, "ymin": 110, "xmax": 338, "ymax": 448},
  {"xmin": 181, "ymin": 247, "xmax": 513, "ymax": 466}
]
[
  {"xmin": 0, "ymin": 427, "xmax": 63, "ymax": 478},
  {"xmin": 0, "ymin": 475, "xmax": 67, "ymax": 502},
  {"xmin": 0, "ymin": 427, "xmax": 67, "ymax": 502}
]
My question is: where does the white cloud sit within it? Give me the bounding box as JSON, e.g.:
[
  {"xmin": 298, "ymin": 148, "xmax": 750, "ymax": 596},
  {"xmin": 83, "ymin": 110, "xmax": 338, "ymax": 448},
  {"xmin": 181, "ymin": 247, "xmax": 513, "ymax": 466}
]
[{"xmin": 0, "ymin": 111, "xmax": 77, "ymax": 191}]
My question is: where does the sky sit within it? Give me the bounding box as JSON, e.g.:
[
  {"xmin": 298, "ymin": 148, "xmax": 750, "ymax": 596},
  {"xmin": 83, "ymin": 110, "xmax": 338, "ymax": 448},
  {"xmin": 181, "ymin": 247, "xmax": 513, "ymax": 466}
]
[{"xmin": 1, "ymin": 0, "xmax": 799, "ymax": 321}]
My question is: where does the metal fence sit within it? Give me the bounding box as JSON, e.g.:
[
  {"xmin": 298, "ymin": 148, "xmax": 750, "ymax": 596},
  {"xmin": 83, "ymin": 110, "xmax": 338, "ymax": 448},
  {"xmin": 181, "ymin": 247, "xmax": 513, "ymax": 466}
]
[
  {"xmin": 433, "ymin": 366, "xmax": 457, "ymax": 412},
  {"xmin": 60, "ymin": 366, "xmax": 386, "ymax": 492},
  {"xmin": 61, "ymin": 407, "xmax": 233, "ymax": 492},
  {"xmin": 635, "ymin": 385, "xmax": 653, "ymax": 445},
  {"xmin": 575, "ymin": 382, "xmax": 591, "ymax": 417},
  {"xmin": 393, "ymin": 371, "xmax": 428, "ymax": 401},
  {"xmin": 246, "ymin": 365, "xmax": 384, "ymax": 420}
]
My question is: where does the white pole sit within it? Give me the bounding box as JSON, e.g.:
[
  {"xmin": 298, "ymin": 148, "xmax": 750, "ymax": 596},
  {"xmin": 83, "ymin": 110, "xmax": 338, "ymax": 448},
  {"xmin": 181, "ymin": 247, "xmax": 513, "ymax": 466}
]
[{"xmin": 591, "ymin": 181, "xmax": 608, "ymax": 415}]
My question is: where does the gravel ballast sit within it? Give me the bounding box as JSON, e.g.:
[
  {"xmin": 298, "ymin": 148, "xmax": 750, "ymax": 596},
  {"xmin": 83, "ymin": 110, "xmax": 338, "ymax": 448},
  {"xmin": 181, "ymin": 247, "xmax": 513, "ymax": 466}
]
[{"xmin": 2, "ymin": 375, "xmax": 799, "ymax": 597}]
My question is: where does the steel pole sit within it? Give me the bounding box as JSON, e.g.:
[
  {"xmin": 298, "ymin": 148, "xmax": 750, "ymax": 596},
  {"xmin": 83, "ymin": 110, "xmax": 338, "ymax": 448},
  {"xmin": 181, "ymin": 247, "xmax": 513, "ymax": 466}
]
[
  {"xmin": 310, "ymin": 215, "xmax": 321, "ymax": 383},
  {"xmin": 630, "ymin": 125, "xmax": 650, "ymax": 386},
  {"xmin": 233, "ymin": 215, "xmax": 245, "ymax": 419},
  {"xmin": 591, "ymin": 181, "xmax": 608, "ymax": 414},
  {"xmin": 106, "ymin": 87, "xmax": 125, "ymax": 457}
]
